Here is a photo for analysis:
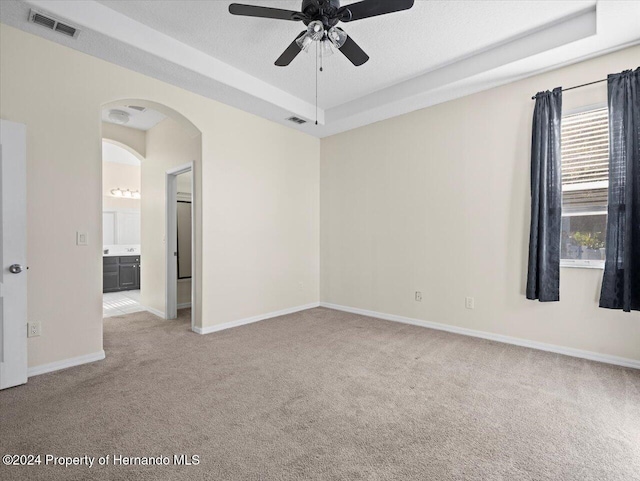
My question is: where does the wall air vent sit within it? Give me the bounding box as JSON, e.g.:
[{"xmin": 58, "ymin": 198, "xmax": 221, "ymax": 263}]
[
  {"xmin": 287, "ymin": 116, "xmax": 307, "ymax": 125},
  {"xmin": 29, "ymin": 9, "xmax": 80, "ymax": 39}
]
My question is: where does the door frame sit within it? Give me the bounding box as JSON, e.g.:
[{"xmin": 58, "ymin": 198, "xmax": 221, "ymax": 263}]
[{"xmin": 165, "ymin": 162, "xmax": 195, "ymax": 330}]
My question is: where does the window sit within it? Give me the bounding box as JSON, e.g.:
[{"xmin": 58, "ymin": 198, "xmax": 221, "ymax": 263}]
[{"xmin": 560, "ymin": 106, "xmax": 608, "ymax": 268}]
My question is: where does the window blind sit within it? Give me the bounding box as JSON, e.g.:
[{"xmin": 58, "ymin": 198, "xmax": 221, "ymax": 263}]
[{"xmin": 561, "ymin": 107, "xmax": 609, "ymax": 210}]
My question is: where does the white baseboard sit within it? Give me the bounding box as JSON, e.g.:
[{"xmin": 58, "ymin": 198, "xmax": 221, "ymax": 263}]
[
  {"xmin": 194, "ymin": 302, "xmax": 320, "ymax": 335},
  {"xmin": 28, "ymin": 350, "xmax": 106, "ymax": 377},
  {"xmin": 320, "ymin": 302, "xmax": 640, "ymax": 370},
  {"xmin": 144, "ymin": 305, "xmax": 166, "ymax": 319},
  {"xmin": 177, "ymin": 302, "xmax": 192, "ymax": 309}
]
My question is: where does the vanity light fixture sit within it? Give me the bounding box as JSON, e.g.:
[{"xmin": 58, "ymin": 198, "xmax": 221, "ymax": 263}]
[{"xmin": 111, "ymin": 188, "xmax": 141, "ymax": 199}]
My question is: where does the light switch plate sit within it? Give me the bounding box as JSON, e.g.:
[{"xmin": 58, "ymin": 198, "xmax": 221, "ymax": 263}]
[{"xmin": 76, "ymin": 231, "xmax": 88, "ymax": 246}]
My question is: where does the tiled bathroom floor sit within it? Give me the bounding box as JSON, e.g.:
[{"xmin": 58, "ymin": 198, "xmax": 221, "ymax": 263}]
[{"xmin": 103, "ymin": 290, "xmax": 146, "ymax": 318}]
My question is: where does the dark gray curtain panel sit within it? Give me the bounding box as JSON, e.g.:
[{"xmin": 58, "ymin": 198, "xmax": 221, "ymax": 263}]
[
  {"xmin": 600, "ymin": 68, "xmax": 640, "ymax": 312},
  {"xmin": 527, "ymin": 88, "xmax": 562, "ymax": 301}
]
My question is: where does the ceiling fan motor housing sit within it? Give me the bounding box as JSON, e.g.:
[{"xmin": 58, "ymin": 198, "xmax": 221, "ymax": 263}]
[{"xmin": 301, "ymin": 0, "xmax": 344, "ymax": 28}]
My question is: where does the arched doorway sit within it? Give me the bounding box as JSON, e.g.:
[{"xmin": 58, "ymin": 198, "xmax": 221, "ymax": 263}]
[{"xmin": 100, "ymin": 99, "xmax": 202, "ymax": 331}]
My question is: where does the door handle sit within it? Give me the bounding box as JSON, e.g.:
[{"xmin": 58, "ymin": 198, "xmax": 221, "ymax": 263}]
[{"xmin": 9, "ymin": 264, "xmax": 25, "ymax": 274}]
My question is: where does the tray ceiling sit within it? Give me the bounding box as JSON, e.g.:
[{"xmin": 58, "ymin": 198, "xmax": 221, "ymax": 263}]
[{"xmin": 1, "ymin": 0, "xmax": 639, "ymax": 137}]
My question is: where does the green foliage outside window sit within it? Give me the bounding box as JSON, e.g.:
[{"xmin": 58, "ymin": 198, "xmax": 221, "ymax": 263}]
[{"xmin": 571, "ymin": 231, "xmax": 605, "ymax": 250}]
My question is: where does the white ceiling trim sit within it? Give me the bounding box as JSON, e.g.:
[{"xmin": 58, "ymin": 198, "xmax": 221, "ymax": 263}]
[
  {"xmin": 325, "ymin": 6, "xmax": 598, "ymax": 134},
  {"xmin": 26, "ymin": 0, "xmax": 325, "ymax": 124}
]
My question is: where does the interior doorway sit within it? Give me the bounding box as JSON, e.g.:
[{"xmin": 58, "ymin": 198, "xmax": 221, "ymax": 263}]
[
  {"xmin": 166, "ymin": 163, "xmax": 195, "ymax": 330},
  {"xmin": 101, "ymin": 139, "xmax": 145, "ymax": 317},
  {"xmin": 100, "ymin": 99, "xmax": 201, "ymax": 330}
]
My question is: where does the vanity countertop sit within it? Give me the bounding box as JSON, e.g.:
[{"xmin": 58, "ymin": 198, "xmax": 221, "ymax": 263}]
[{"xmin": 103, "ymin": 244, "xmax": 141, "ymax": 257}]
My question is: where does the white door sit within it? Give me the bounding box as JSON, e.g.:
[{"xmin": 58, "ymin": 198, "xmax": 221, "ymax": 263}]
[{"xmin": 0, "ymin": 120, "xmax": 28, "ymax": 390}]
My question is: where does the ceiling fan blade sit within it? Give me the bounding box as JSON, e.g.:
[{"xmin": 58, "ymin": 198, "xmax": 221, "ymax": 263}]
[
  {"xmin": 338, "ymin": 35, "xmax": 369, "ymax": 66},
  {"xmin": 341, "ymin": 0, "xmax": 415, "ymax": 22},
  {"xmin": 275, "ymin": 31, "xmax": 307, "ymax": 67},
  {"xmin": 229, "ymin": 3, "xmax": 303, "ymax": 21}
]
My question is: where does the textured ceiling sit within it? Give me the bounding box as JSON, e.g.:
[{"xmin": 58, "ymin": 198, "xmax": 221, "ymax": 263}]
[
  {"xmin": 2, "ymin": 0, "xmax": 639, "ymax": 137},
  {"xmin": 96, "ymin": 0, "xmax": 596, "ymax": 109}
]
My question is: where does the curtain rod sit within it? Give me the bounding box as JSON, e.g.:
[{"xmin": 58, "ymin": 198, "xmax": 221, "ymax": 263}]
[{"xmin": 531, "ymin": 78, "xmax": 607, "ymax": 100}]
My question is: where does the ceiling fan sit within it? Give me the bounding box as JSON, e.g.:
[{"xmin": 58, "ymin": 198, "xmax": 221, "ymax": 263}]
[{"xmin": 229, "ymin": 0, "xmax": 415, "ymax": 67}]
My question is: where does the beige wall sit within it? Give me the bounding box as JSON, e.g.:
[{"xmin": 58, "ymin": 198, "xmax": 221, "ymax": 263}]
[
  {"xmin": 203, "ymin": 103, "xmax": 320, "ymax": 324},
  {"xmin": 142, "ymin": 118, "xmax": 198, "ymax": 312},
  {"xmin": 102, "ymin": 158, "xmax": 141, "ymax": 211},
  {"xmin": 177, "ymin": 170, "xmax": 192, "ymax": 195},
  {"xmin": 0, "ymin": 25, "xmax": 320, "ymax": 368},
  {"xmin": 321, "ymin": 45, "xmax": 640, "ymax": 362},
  {"xmin": 7, "ymin": 19, "xmax": 633, "ymax": 370},
  {"xmin": 102, "ymin": 122, "xmax": 146, "ymax": 158}
]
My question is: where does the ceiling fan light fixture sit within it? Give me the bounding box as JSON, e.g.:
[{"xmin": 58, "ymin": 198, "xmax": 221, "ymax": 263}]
[
  {"xmin": 296, "ymin": 20, "xmax": 328, "ymax": 52},
  {"xmin": 320, "ymin": 39, "xmax": 334, "ymax": 57},
  {"xmin": 108, "ymin": 109, "xmax": 130, "ymax": 125},
  {"xmin": 308, "ymin": 20, "xmax": 324, "ymax": 41},
  {"xmin": 296, "ymin": 33, "xmax": 314, "ymax": 52},
  {"xmin": 327, "ymin": 26, "xmax": 347, "ymax": 49}
]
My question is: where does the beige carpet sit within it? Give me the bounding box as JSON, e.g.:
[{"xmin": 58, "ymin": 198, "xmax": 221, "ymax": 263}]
[{"xmin": 1, "ymin": 307, "xmax": 639, "ymax": 480}]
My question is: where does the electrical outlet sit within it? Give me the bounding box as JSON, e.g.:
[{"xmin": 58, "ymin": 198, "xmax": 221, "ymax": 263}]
[
  {"xmin": 415, "ymin": 291, "xmax": 423, "ymax": 302},
  {"xmin": 28, "ymin": 321, "xmax": 41, "ymax": 338},
  {"xmin": 465, "ymin": 297, "xmax": 475, "ymax": 309}
]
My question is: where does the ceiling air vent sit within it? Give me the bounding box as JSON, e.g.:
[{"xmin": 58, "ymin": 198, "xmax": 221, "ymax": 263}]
[
  {"xmin": 128, "ymin": 105, "xmax": 147, "ymax": 112},
  {"xmin": 29, "ymin": 9, "xmax": 80, "ymax": 39},
  {"xmin": 287, "ymin": 116, "xmax": 307, "ymax": 125},
  {"xmin": 31, "ymin": 12, "xmax": 55, "ymax": 30},
  {"xmin": 55, "ymin": 23, "xmax": 77, "ymax": 37}
]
